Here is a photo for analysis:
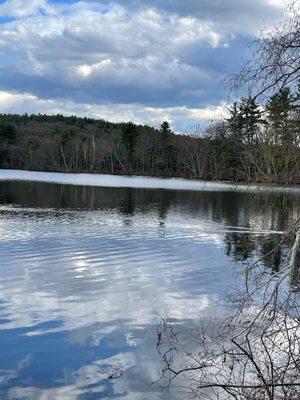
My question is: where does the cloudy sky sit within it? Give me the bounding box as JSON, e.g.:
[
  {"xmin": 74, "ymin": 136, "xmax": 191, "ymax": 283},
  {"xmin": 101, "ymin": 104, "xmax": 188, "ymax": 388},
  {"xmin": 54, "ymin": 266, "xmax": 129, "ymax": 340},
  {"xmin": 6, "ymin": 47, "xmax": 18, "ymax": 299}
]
[{"xmin": 0, "ymin": 0, "xmax": 286, "ymax": 131}]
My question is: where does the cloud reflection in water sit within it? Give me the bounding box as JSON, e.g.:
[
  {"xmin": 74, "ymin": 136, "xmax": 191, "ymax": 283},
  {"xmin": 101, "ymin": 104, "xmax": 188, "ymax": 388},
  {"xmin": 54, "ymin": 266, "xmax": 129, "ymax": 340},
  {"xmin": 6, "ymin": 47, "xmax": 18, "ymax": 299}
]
[{"xmin": 0, "ymin": 182, "xmax": 297, "ymax": 399}]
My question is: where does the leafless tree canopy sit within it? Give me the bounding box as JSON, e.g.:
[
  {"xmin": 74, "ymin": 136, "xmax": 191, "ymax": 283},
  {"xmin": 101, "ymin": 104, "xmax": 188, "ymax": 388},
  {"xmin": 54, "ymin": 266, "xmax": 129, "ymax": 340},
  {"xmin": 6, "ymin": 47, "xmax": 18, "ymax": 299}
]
[{"xmin": 230, "ymin": 2, "xmax": 300, "ymax": 99}]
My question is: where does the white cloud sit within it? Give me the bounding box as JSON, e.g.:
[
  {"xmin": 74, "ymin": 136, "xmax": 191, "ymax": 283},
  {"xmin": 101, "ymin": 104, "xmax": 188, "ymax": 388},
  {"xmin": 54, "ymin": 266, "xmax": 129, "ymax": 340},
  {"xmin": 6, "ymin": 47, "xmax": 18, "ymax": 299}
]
[
  {"xmin": 0, "ymin": 3, "xmax": 222, "ymax": 68},
  {"xmin": 0, "ymin": 0, "xmax": 286, "ymax": 126},
  {"xmin": 0, "ymin": 90, "xmax": 227, "ymax": 131},
  {"xmin": 0, "ymin": 0, "xmax": 54, "ymax": 18},
  {"xmin": 0, "ymin": 1, "xmax": 227, "ymax": 109}
]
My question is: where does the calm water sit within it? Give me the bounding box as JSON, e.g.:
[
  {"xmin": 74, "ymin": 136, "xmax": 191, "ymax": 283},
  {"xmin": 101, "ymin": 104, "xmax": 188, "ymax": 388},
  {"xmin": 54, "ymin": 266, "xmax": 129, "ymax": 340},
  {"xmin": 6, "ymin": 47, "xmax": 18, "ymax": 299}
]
[{"xmin": 0, "ymin": 181, "xmax": 299, "ymax": 400}]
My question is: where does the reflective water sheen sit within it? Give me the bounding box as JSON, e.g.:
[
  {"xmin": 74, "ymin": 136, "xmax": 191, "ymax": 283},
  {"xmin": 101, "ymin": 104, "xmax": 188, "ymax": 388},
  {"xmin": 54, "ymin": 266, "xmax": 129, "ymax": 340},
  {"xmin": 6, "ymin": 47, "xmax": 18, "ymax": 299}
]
[{"xmin": 0, "ymin": 181, "xmax": 299, "ymax": 400}]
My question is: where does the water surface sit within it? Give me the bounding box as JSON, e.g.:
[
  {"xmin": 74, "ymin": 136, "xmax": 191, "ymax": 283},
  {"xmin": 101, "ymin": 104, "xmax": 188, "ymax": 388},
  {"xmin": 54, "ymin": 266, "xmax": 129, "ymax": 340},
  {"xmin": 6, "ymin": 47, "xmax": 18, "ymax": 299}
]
[{"xmin": 0, "ymin": 181, "xmax": 298, "ymax": 399}]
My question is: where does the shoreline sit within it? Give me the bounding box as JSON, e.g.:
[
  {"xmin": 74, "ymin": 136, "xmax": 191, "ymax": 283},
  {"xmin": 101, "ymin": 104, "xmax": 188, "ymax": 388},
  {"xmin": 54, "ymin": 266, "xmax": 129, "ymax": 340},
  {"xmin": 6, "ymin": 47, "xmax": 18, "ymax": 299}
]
[{"xmin": 0, "ymin": 169, "xmax": 299, "ymax": 194}]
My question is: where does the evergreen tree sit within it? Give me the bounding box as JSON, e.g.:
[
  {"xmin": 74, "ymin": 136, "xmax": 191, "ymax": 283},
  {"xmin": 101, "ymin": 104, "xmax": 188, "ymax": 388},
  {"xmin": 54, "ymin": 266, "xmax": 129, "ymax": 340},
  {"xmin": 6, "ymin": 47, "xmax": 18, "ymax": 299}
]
[
  {"xmin": 158, "ymin": 121, "xmax": 176, "ymax": 175},
  {"xmin": 241, "ymin": 97, "xmax": 266, "ymax": 145},
  {"xmin": 267, "ymin": 88, "xmax": 293, "ymax": 125},
  {"xmin": 266, "ymin": 86, "xmax": 299, "ymax": 146},
  {"xmin": 160, "ymin": 121, "xmax": 172, "ymax": 138},
  {"xmin": 228, "ymin": 97, "xmax": 265, "ymax": 145},
  {"xmin": 121, "ymin": 122, "xmax": 139, "ymax": 163}
]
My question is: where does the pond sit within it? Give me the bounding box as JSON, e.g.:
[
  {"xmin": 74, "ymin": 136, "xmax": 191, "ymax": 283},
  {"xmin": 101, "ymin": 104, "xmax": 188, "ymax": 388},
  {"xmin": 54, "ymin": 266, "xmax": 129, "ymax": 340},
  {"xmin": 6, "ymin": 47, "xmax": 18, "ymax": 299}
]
[{"xmin": 0, "ymin": 179, "xmax": 299, "ymax": 399}]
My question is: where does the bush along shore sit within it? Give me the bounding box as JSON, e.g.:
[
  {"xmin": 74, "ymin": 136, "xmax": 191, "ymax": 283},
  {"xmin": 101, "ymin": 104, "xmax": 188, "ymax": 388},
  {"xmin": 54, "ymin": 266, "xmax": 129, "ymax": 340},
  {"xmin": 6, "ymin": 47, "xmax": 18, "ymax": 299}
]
[{"xmin": 0, "ymin": 90, "xmax": 299, "ymax": 185}]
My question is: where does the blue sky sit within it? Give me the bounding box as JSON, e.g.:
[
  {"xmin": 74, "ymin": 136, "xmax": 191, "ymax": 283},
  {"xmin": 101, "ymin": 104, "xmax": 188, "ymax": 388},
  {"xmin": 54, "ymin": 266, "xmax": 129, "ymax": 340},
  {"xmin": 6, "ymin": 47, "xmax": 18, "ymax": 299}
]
[{"xmin": 0, "ymin": 0, "xmax": 286, "ymax": 131}]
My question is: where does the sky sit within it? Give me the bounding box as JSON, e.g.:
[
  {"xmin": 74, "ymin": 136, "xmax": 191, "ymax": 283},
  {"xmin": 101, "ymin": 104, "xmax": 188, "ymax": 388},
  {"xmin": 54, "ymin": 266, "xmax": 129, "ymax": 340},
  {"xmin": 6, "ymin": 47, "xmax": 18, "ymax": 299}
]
[{"xmin": 0, "ymin": 0, "xmax": 287, "ymax": 132}]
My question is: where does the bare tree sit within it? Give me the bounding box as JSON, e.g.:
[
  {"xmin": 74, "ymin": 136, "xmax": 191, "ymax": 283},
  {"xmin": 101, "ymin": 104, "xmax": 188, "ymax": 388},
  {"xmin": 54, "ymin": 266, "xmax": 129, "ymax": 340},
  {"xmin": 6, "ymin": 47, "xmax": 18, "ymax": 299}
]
[
  {"xmin": 158, "ymin": 219, "xmax": 300, "ymax": 400},
  {"xmin": 230, "ymin": 1, "xmax": 300, "ymax": 99}
]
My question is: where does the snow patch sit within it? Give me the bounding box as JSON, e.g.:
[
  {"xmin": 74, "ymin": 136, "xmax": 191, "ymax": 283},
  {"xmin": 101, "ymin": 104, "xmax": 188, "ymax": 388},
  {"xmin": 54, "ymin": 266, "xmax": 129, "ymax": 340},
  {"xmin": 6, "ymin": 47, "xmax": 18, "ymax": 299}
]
[{"xmin": 0, "ymin": 169, "xmax": 299, "ymax": 193}]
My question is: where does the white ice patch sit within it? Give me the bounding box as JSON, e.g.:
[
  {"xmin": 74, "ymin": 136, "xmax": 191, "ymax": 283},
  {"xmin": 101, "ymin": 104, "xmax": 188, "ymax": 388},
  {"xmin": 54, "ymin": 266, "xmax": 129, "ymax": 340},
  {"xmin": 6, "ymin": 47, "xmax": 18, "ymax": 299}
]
[{"xmin": 0, "ymin": 169, "xmax": 299, "ymax": 193}]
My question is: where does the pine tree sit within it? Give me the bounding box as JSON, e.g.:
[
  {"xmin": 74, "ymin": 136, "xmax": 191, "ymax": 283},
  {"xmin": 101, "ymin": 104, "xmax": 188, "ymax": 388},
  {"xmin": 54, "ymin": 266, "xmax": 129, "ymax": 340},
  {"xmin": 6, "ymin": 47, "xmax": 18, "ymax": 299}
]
[
  {"xmin": 240, "ymin": 97, "xmax": 265, "ymax": 145},
  {"xmin": 160, "ymin": 121, "xmax": 172, "ymax": 138},
  {"xmin": 121, "ymin": 122, "xmax": 139, "ymax": 164},
  {"xmin": 228, "ymin": 97, "xmax": 265, "ymax": 145},
  {"xmin": 266, "ymin": 87, "xmax": 295, "ymax": 146},
  {"xmin": 267, "ymin": 87, "xmax": 293, "ymax": 124}
]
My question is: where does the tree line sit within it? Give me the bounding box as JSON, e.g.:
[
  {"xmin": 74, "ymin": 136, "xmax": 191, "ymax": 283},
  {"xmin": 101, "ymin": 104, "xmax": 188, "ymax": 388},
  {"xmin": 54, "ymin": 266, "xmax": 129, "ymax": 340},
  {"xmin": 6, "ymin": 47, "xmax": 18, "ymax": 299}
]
[{"xmin": 0, "ymin": 85, "xmax": 298, "ymax": 184}]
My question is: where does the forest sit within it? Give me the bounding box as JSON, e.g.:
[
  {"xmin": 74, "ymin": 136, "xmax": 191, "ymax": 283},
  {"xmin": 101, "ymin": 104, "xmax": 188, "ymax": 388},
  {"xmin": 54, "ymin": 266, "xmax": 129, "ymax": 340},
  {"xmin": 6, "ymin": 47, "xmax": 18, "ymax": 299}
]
[{"xmin": 0, "ymin": 84, "xmax": 299, "ymax": 184}]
